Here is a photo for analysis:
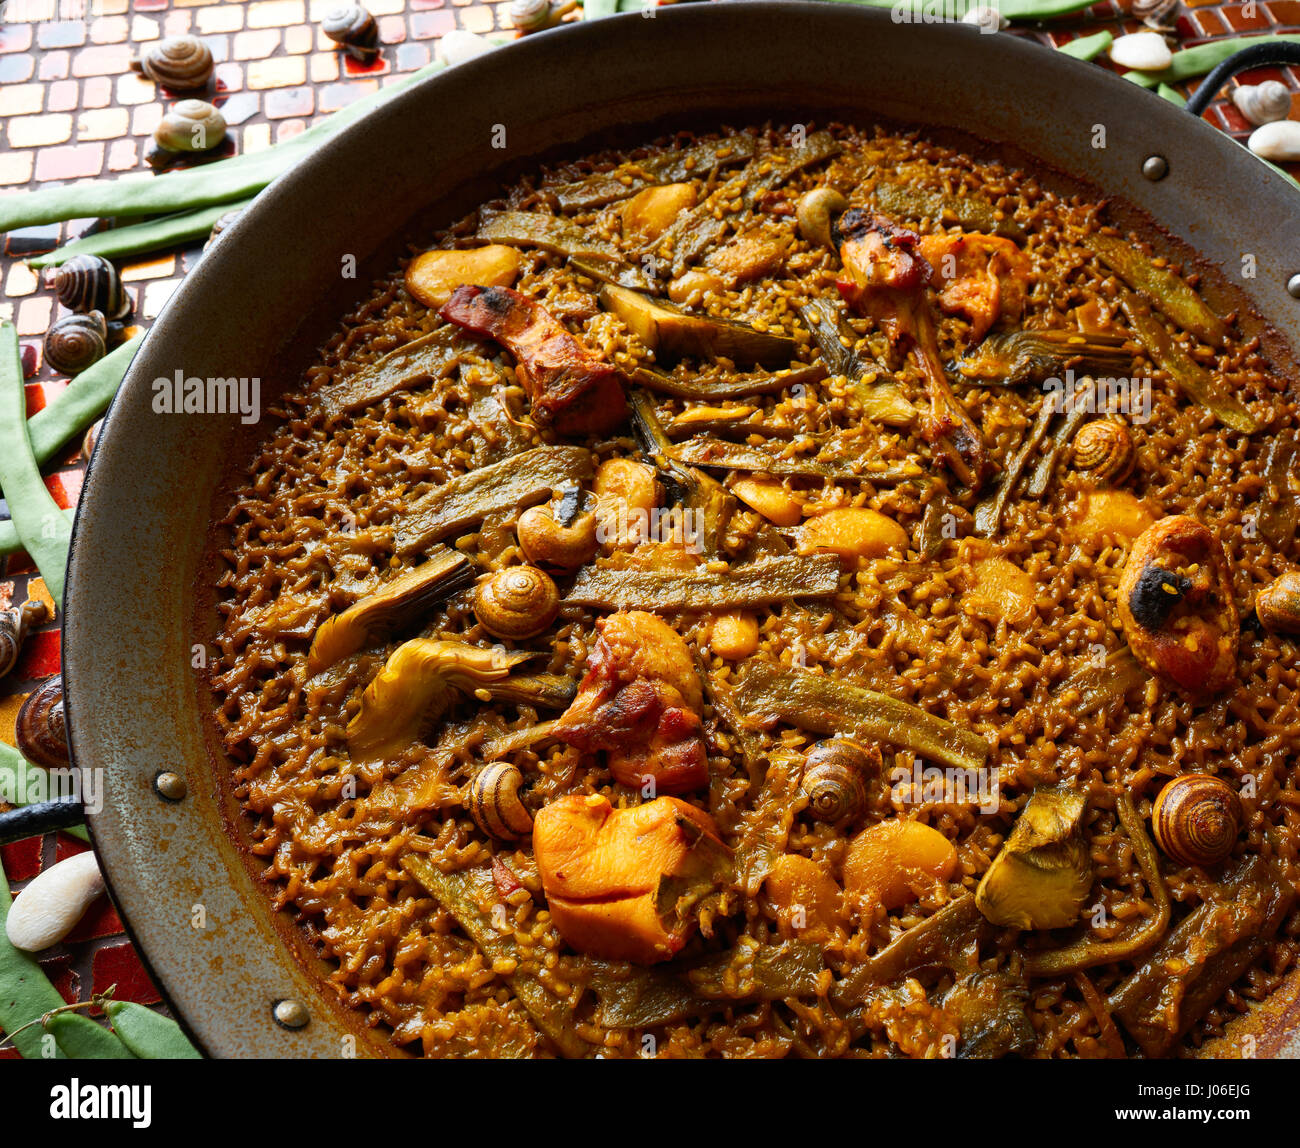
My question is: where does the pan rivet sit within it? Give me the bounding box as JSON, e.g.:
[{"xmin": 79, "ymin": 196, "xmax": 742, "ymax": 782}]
[
  {"xmin": 153, "ymin": 771, "xmax": 187, "ymax": 802},
  {"xmin": 272, "ymin": 998, "xmax": 310, "ymax": 1030},
  {"xmin": 1287, "ymin": 273, "xmax": 1300, "ymax": 299},
  {"xmin": 1142, "ymin": 155, "xmax": 1169, "ymax": 181}
]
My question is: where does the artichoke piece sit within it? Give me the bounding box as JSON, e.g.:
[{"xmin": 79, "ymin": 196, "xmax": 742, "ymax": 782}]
[
  {"xmin": 598, "ymin": 283, "xmax": 798, "ymax": 367},
  {"xmin": 393, "ymin": 445, "xmax": 593, "ymax": 558},
  {"xmin": 956, "ymin": 329, "xmax": 1135, "ymax": 387},
  {"xmin": 628, "ymin": 361, "xmax": 825, "ymax": 401},
  {"xmin": 975, "ymin": 785, "xmax": 1092, "ymax": 931},
  {"xmin": 942, "ymin": 972, "xmax": 1037, "ymax": 1059},
  {"xmin": 477, "ymin": 210, "xmax": 622, "ymax": 263},
  {"xmin": 346, "ymin": 639, "xmax": 533, "ymax": 762},
  {"xmin": 1258, "ymin": 433, "xmax": 1299, "ymax": 549},
  {"xmin": 320, "ymin": 324, "xmax": 463, "ymax": 417},
  {"xmin": 306, "ymin": 547, "xmax": 474, "ymax": 677},
  {"xmin": 550, "ymin": 137, "xmax": 756, "ymax": 211},
  {"xmin": 567, "ymin": 255, "xmax": 657, "ymax": 294},
  {"xmin": 798, "ymin": 299, "xmax": 916, "ymax": 427}
]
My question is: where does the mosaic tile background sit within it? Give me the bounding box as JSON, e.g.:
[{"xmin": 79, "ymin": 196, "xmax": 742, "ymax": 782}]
[{"xmin": 0, "ymin": 0, "xmax": 1297, "ymax": 1057}]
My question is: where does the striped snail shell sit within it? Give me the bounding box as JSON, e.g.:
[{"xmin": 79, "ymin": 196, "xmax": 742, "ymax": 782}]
[
  {"xmin": 131, "ymin": 36, "xmax": 214, "ymax": 91},
  {"xmin": 1072, "ymin": 418, "xmax": 1135, "ymax": 485},
  {"xmin": 16, "ymin": 675, "xmax": 70, "ymax": 770},
  {"xmin": 49, "ymin": 254, "xmax": 130, "ymax": 320},
  {"xmin": 43, "ymin": 310, "xmax": 107, "ymax": 376},
  {"xmin": 204, "ymin": 208, "xmax": 243, "ymax": 251},
  {"xmin": 1152, "ymin": 775, "xmax": 1242, "ymax": 868},
  {"xmin": 800, "ymin": 738, "xmax": 874, "ymax": 823},
  {"xmin": 509, "ymin": 0, "xmax": 576, "ymax": 34},
  {"xmin": 467, "ymin": 761, "xmax": 533, "ymax": 841},
  {"xmin": 321, "ymin": 4, "xmax": 380, "ymax": 61},
  {"xmin": 153, "ymin": 99, "xmax": 226, "ymax": 154},
  {"xmin": 0, "ymin": 600, "xmax": 49, "ymax": 680},
  {"xmin": 473, "ymin": 565, "xmax": 559, "ymax": 641}
]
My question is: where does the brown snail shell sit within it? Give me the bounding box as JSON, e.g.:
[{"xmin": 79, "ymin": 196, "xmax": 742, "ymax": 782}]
[
  {"xmin": 517, "ymin": 501, "xmax": 597, "ymax": 573},
  {"xmin": 43, "ymin": 311, "xmax": 107, "ymax": 376},
  {"xmin": 82, "ymin": 418, "xmax": 103, "ymax": 462},
  {"xmin": 474, "ymin": 566, "xmax": 559, "ymax": 641},
  {"xmin": 321, "ymin": 4, "xmax": 380, "ymax": 61},
  {"xmin": 153, "ymin": 99, "xmax": 226, "ymax": 154},
  {"xmin": 204, "ymin": 208, "xmax": 243, "ymax": 252},
  {"xmin": 1132, "ymin": 0, "xmax": 1177, "ymax": 28},
  {"xmin": 1151, "ymin": 775, "xmax": 1242, "ymax": 868},
  {"xmin": 48, "ymin": 255, "xmax": 130, "ymax": 320},
  {"xmin": 1072, "ymin": 418, "xmax": 1135, "ymax": 485},
  {"xmin": 131, "ymin": 35, "xmax": 214, "ymax": 91},
  {"xmin": 508, "ymin": 0, "xmax": 577, "ymax": 34},
  {"xmin": 0, "ymin": 600, "xmax": 49, "ymax": 680},
  {"xmin": 16, "ymin": 675, "xmax": 70, "ymax": 770},
  {"xmin": 800, "ymin": 738, "xmax": 874, "ymax": 823},
  {"xmin": 467, "ymin": 761, "xmax": 532, "ymax": 841}
]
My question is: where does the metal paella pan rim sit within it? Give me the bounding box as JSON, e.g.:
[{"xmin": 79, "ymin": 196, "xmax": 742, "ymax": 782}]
[{"xmin": 63, "ymin": 3, "xmax": 1300, "ymax": 1059}]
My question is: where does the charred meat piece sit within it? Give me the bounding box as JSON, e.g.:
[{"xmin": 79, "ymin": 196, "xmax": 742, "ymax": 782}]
[
  {"xmin": 552, "ymin": 610, "xmax": 708, "ymax": 794},
  {"xmin": 834, "ymin": 210, "xmax": 991, "ymax": 489},
  {"xmin": 440, "ymin": 285, "xmax": 627, "ymax": 436}
]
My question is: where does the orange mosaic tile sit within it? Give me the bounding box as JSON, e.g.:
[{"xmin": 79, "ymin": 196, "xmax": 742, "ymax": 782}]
[
  {"xmin": 6, "ymin": 113, "xmax": 74, "ymax": 149},
  {"xmin": 0, "ymin": 150, "xmax": 35, "ymax": 187},
  {"xmin": 2, "ymin": 83, "xmax": 46, "ymax": 116},
  {"xmin": 247, "ymin": 54, "xmax": 306, "ymax": 87}
]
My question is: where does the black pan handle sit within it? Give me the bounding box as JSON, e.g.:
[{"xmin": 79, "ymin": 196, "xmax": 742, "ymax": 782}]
[
  {"xmin": 1185, "ymin": 42, "xmax": 1300, "ymax": 118},
  {"xmin": 0, "ymin": 800, "xmax": 84, "ymax": 847}
]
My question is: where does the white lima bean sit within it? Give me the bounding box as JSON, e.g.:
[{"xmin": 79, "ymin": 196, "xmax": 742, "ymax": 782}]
[{"xmin": 4, "ymin": 851, "xmax": 105, "ymax": 952}]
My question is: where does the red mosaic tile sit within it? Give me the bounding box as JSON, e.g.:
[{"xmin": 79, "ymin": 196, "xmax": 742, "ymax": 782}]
[
  {"xmin": 15, "ymin": 629, "xmax": 61, "ymax": 681},
  {"xmin": 91, "ymin": 940, "xmax": 161, "ymax": 1006},
  {"xmin": 409, "ymin": 0, "xmax": 447, "ymax": 7},
  {"xmin": 1190, "ymin": 9, "xmax": 1229, "ymax": 33},
  {"xmin": 46, "ymin": 469, "xmax": 84, "ymax": 510},
  {"xmin": 213, "ymin": 61, "xmax": 245, "ymax": 91},
  {"xmin": 65, "ymin": 892, "xmax": 124, "ymax": 945},
  {"xmin": 274, "ymin": 118, "xmax": 307, "ymax": 142},
  {"xmin": 1219, "ymin": 101, "xmax": 1253, "ymax": 131},
  {"xmin": 53, "ymin": 837, "xmax": 88, "ymax": 864},
  {"xmin": 107, "ymin": 137, "xmax": 139, "ymax": 171},
  {"xmin": 343, "ymin": 52, "xmax": 392, "ymax": 77},
  {"xmin": 81, "ymin": 75, "xmax": 112, "ymax": 107},
  {"xmin": 1267, "ymin": 0, "xmax": 1300, "ymax": 20},
  {"xmin": 33, "ymin": 142, "xmax": 106, "ymax": 182},
  {"xmin": 379, "ymin": 14, "xmax": 408, "ymax": 42},
  {"xmin": 1237, "ymin": 64, "xmax": 1290, "ymax": 83},
  {"xmin": 42, "ymin": 955, "xmax": 80, "ymax": 1006},
  {"xmin": 1, "ymin": 837, "xmax": 44, "ymax": 884},
  {"xmin": 133, "ymin": 0, "xmax": 169, "ymax": 10}
]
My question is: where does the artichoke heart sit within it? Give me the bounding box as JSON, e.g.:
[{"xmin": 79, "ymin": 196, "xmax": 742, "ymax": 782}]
[
  {"xmin": 346, "ymin": 639, "xmax": 532, "ymax": 762},
  {"xmin": 975, "ymin": 786, "xmax": 1092, "ymax": 931},
  {"xmin": 307, "ymin": 548, "xmax": 473, "ymax": 677}
]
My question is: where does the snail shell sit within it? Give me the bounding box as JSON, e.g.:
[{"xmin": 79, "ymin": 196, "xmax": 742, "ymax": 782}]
[
  {"xmin": 322, "ymin": 4, "xmax": 380, "ymax": 61},
  {"xmin": 796, "ymin": 187, "xmax": 848, "ymax": 251},
  {"xmin": 204, "ymin": 208, "xmax": 243, "ymax": 251},
  {"xmin": 82, "ymin": 418, "xmax": 103, "ymax": 462},
  {"xmin": 517, "ymin": 501, "xmax": 597, "ymax": 573},
  {"xmin": 474, "ymin": 565, "xmax": 559, "ymax": 641},
  {"xmin": 43, "ymin": 310, "xmax": 107, "ymax": 376},
  {"xmin": 49, "ymin": 254, "xmax": 130, "ymax": 320},
  {"xmin": 509, "ymin": 0, "xmax": 575, "ymax": 34},
  {"xmin": 131, "ymin": 35, "xmax": 214, "ymax": 91},
  {"xmin": 467, "ymin": 761, "xmax": 533, "ymax": 841},
  {"xmin": 16, "ymin": 675, "xmax": 70, "ymax": 770},
  {"xmin": 1233, "ymin": 81, "xmax": 1292, "ymax": 127},
  {"xmin": 1152, "ymin": 775, "xmax": 1242, "ymax": 868},
  {"xmin": 1131, "ymin": 0, "xmax": 1177, "ymax": 28},
  {"xmin": 1072, "ymin": 418, "xmax": 1135, "ymax": 485},
  {"xmin": 800, "ymin": 738, "xmax": 874, "ymax": 823},
  {"xmin": 0, "ymin": 599, "xmax": 49, "ymax": 680},
  {"xmin": 153, "ymin": 99, "xmax": 226, "ymax": 154}
]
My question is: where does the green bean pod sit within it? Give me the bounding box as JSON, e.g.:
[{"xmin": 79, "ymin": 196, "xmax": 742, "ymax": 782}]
[
  {"xmin": 28, "ymin": 332, "xmax": 144, "ymax": 467},
  {"xmin": 0, "ymin": 510, "xmax": 75, "ymax": 557},
  {"xmin": 29, "ymin": 200, "xmax": 255, "ymax": 270},
  {"xmin": 0, "ymin": 61, "xmax": 446, "ymax": 232},
  {"xmin": 1138, "ymin": 34, "xmax": 1300, "ymax": 84},
  {"xmin": 1059, "ymin": 31, "xmax": 1112, "ymax": 62},
  {"xmin": 0, "ymin": 858, "xmax": 68, "ymax": 1058},
  {"xmin": 0, "ymin": 322, "xmax": 73, "ymax": 606},
  {"xmin": 0, "ymin": 740, "xmax": 89, "ymax": 842},
  {"xmin": 104, "ymin": 1000, "xmax": 202, "ymax": 1059},
  {"xmin": 47, "ymin": 1012, "xmax": 137, "ymax": 1059}
]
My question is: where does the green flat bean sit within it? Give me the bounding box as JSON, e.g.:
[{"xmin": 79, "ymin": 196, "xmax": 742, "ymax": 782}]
[
  {"xmin": 1137, "ymin": 35, "xmax": 1300, "ymax": 85},
  {"xmin": 0, "ymin": 511, "xmax": 75, "ymax": 557},
  {"xmin": 0, "ymin": 857, "xmax": 68, "ymax": 1058},
  {"xmin": 47, "ymin": 1011, "xmax": 137, "ymax": 1059},
  {"xmin": 29, "ymin": 200, "xmax": 255, "ymax": 269},
  {"xmin": 1157, "ymin": 83, "xmax": 1187, "ymax": 108},
  {"xmin": 1059, "ymin": 31, "xmax": 1112, "ymax": 61},
  {"xmin": 28, "ymin": 332, "xmax": 144, "ymax": 467},
  {"xmin": 0, "ymin": 741, "xmax": 89, "ymax": 843},
  {"xmin": 0, "ymin": 60, "xmax": 447, "ymax": 232},
  {"xmin": 0, "ymin": 323, "xmax": 72, "ymax": 606},
  {"xmin": 104, "ymin": 1000, "xmax": 201, "ymax": 1059}
]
